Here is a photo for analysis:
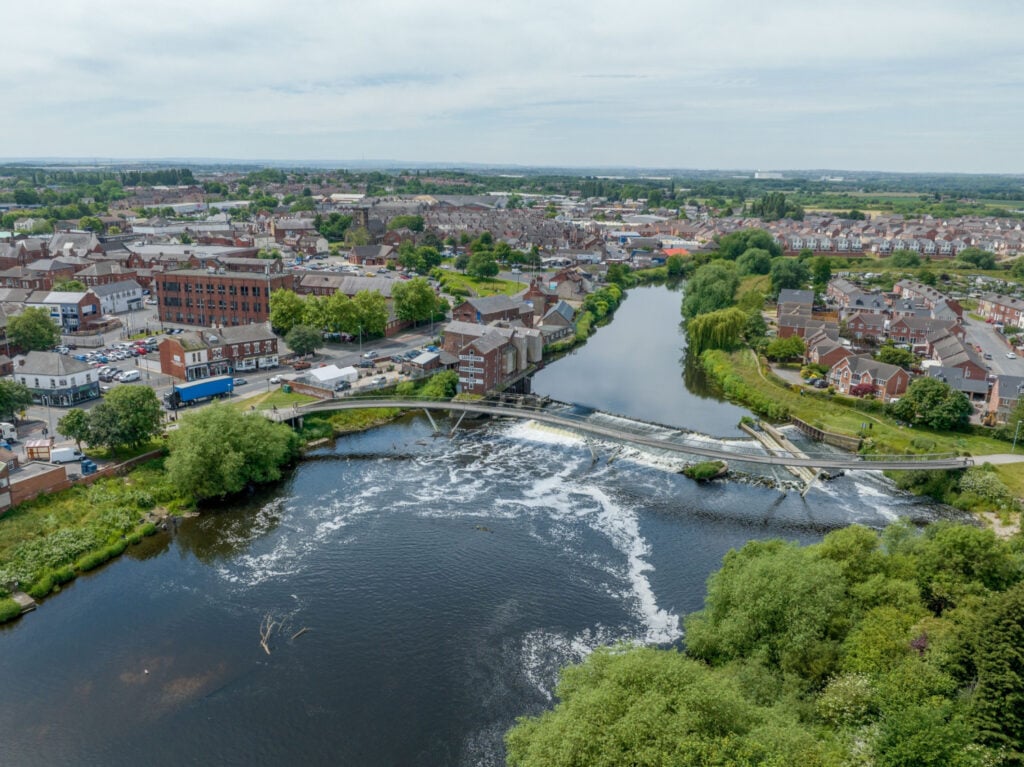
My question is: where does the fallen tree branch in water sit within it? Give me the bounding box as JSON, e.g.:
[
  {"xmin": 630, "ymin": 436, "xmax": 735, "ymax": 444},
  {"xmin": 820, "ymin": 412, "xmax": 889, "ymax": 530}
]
[
  {"xmin": 290, "ymin": 627, "xmax": 310, "ymax": 641},
  {"xmin": 259, "ymin": 614, "xmax": 278, "ymax": 655}
]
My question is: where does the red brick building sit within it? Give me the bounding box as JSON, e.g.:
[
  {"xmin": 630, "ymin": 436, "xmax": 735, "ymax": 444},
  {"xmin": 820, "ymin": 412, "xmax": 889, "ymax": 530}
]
[
  {"xmin": 156, "ymin": 269, "xmax": 296, "ymax": 326},
  {"xmin": 158, "ymin": 323, "xmax": 280, "ymax": 380}
]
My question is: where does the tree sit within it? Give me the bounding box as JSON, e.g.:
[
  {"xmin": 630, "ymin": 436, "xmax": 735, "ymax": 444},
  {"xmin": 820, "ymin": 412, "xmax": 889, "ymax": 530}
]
[
  {"xmin": 57, "ymin": 408, "xmax": 91, "ymax": 451},
  {"xmin": 891, "ymin": 250, "xmax": 921, "ymax": 268},
  {"xmin": 269, "ymin": 289, "xmax": 306, "ymax": 335},
  {"xmin": 285, "ymin": 325, "xmax": 322, "ymax": 357},
  {"xmin": 8, "ymin": 307, "xmax": 60, "ymax": 351},
  {"xmin": 666, "ymin": 255, "xmax": 686, "ymax": 278},
  {"xmin": 889, "ymin": 377, "xmax": 972, "ymax": 430},
  {"xmin": 735, "ymin": 247, "xmax": 772, "ymax": 275},
  {"xmin": 467, "ymin": 251, "xmax": 499, "ymax": 279},
  {"xmin": 876, "ymin": 343, "xmax": 917, "ymax": 369},
  {"xmin": 681, "ymin": 261, "xmax": 739, "ymax": 319},
  {"xmin": 77, "ymin": 215, "xmax": 104, "ymax": 232},
  {"xmin": 715, "ymin": 228, "xmax": 783, "ymax": 260},
  {"xmin": 769, "ymin": 258, "xmax": 810, "ymax": 297},
  {"xmin": 345, "ymin": 226, "xmax": 371, "ymax": 247},
  {"xmin": 351, "ymin": 290, "xmax": 388, "ymax": 337},
  {"xmin": 416, "ymin": 246, "xmax": 442, "ymax": 271},
  {"xmin": 392, "ymin": 278, "xmax": 439, "ymax": 323},
  {"xmin": 686, "ymin": 307, "xmax": 748, "ymax": 354},
  {"xmin": 386, "ymin": 215, "xmax": 424, "ymax": 232},
  {"xmin": 86, "ymin": 387, "xmax": 163, "ymax": 451},
  {"xmin": 179, "ymin": 232, "xmax": 194, "ymax": 245},
  {"xmin": 165, "ymin": 404, "xmax": 301, "ymax": 501},
  {"xmin": 0, "ymin": 380, "xmax": 34, "ymax": 421},
  {"xmin": 810, "ymin": 256, "xmax": 832, "ymax": 289},
  {"xmin": 53, "ymin": 279, "xmax": 86, "ymax": 292},
  {"xmin": 958, "ymin": 247, "xmax": 996, "ymax": 270},
  {"xmin": 765, "ymin": 335, "xmax": 806, "ymax": 361}
]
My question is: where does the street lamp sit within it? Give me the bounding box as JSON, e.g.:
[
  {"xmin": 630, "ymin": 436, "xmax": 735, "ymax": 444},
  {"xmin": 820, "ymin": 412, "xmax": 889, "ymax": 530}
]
[{"xmin": 1014, "ymin": 419, "xmax": 1023, "ymax": 453}]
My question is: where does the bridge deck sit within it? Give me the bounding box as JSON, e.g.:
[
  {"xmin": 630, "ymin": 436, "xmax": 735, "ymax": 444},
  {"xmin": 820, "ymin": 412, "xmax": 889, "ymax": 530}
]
[{"xmin": 269, "ymin": 397, "xmax": 975, "ymax": 472}]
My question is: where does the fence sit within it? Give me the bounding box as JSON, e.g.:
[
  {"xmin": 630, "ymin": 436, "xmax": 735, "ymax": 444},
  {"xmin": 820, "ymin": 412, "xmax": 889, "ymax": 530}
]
[{"xmin": 789, "ymin": 416, "xmax": 863, "ymax": 452}]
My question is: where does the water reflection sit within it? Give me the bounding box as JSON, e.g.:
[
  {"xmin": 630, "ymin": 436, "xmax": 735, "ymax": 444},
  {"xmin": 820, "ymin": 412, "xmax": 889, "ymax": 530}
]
[
  {"xmin": 532, "ymin": 284, "xmax": 751, "ymax": 436},
  {"xmin": 174, "ymin": 488, "xmax": 286, "ymax": 564}
]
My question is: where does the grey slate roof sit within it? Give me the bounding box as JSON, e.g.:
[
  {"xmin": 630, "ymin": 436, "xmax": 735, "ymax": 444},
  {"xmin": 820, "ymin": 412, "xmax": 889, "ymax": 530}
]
[{"xmin": 15, "ymin": 351, "xmax": 92, "ymax": 376}]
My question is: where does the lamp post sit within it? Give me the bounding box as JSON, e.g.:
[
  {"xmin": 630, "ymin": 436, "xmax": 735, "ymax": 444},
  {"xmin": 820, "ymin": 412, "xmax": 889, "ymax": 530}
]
[{"xmin": 1014, "ymin": 419, "xmax": 1023, "ymax": 454}]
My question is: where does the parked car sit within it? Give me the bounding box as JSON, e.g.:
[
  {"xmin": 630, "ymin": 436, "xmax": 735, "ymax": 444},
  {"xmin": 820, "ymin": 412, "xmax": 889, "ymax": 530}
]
[
  {"xmin": 373, "ymin": 376, "xmax": 387, "ymax": 385},
  {"xmin": 269, "ymin": 375, "xmax": 283, "ymax": 385},
  {"xmin": 984, "ymin": 352, "xmax": 993, "ymax": 360},
  {"xmin": 814, "ymin": 379, "xmax": 829, "ymax": 388},
  {"xmin": 292, "ymin": 360, "xmax": 311, "ymax": 370},
  {"xmin": 334, "ymin": 381, "xmax": 351, "ymax": 391},
  {"xmin": 362, "ymin": 350, "xmax": 378, "ymax": 359},
  {"xmin": 1008, "ymin": 352, "xmax": 1017, "ymax": 359},
  {"xmin": 233, "ymin": 378, "xmax": 247, "ymax": 386},
  {"xmin": 117, "ymin": 370, "xmax": 141, "ymax": 383}
]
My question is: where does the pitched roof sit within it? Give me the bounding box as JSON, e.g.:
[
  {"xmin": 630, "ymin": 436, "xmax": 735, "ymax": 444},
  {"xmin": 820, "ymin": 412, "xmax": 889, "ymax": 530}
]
[{"xmin": 14, "ymin": 351, "xmax": 92, "ymax": 376}]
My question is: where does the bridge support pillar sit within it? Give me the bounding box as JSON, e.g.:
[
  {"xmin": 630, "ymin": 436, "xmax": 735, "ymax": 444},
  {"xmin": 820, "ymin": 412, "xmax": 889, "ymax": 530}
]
[
  {"xmin": 450, "ymin": 411, "xmax": 467, "ymax": 436},
  {"xmin": 422, "ymin": 408, "xmax": 440, "ymax": 434}
]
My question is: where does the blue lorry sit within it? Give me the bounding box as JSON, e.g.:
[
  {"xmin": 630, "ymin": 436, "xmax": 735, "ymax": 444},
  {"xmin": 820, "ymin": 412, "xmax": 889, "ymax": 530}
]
[{"xmin": 163, "ymin": 376, "xmax": 235, "ymax": 409}]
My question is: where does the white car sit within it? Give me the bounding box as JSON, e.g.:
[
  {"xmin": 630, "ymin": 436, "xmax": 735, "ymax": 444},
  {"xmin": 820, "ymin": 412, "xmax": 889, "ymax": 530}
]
[
  {"xmin": 1007, "ymin": 352, "xmax": 1017, "ymax": 359},
  {"xmin": 269, "ymin": 375, "xmax": 283, "ymax": 385}
]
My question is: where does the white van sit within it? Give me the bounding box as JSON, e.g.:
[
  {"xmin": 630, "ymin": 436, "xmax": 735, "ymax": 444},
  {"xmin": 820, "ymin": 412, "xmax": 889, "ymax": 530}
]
[
  {"xmin": 118, "ymin": 370, "xmax": 141, "ymax": 383},
  {"xmin": 51, "ymin": 448, "xmax": 83, "ymax": 464}
]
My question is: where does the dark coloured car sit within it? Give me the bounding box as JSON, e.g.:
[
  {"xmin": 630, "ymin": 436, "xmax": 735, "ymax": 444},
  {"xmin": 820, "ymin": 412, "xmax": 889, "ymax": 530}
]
[{"xmin": 814, "ymin": 379, "xmax": 829, "ymax": 388}]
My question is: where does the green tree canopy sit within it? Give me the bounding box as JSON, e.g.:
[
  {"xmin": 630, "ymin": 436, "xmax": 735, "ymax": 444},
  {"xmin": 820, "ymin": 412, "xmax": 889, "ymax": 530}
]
[
  {"xmin": 0, "ymin": 379, "xmax": 34, "ymax": 421},
  {"xmin": 769, "ymin": 258, "xmax": 810, "ymax": 297},
  {"xmin": 8, "ymin": 307, "xmax": 61, "ymax": 351},
  {"xmin": 681, "ymin": 261, "xmax": 739, "ymax": 319},
  {"xmin": 285, "ymin": 325, "xmax": 322, "ymax": 357},
  {"xmin": 765, "ymin": 335, "xmax": 806, "ymax": 361},
  {"xmin": 735, "ymin": 247, "xmax": 772, "ymax": 276},
  {"xmin": 467, "ymin": 251, "xmax": 499, "ymax": 279},
  {"xmin": 269, "ymin": 289, "xmax": 306, "ymax": 335},
  {"xmin": 165, "ymin": 403, "xmax": 301, "ymax": 501},
  {"xmin": 958, "ymin": 247, "xmax": 996, "ymax": 270},
  {"xmin": 351, "ymin": 290, "xmax": 388, "ymax": 337},
  {"xmin": 57, "ymin": 408, "xmax": 90, "ymax": 451},
  {"xmin": 876, "ymin": 342, "xmax": 917, "ymax": 369},
  {"xmin": 86, "ymin": 386, "xmax": 163, "ymax": 450},
  {"xmin": 714, "ymin": 228, "xmax": 783, "ymax": 260},
  {"xmin": 889, "ymin": 377, "xmax": 971, "ymax": 430},
  {"xmin": 890, "ymin": 250, "xmax": 921, "ymax": 268},
  {"xmin": 386, "ymin": 214, "xmax": 424, "ymax": 232},
  {"xmin": 686, "ymin": 307, "xmax": 748, "ymax": 354},
  {"xmin": 52, "ymin": 279, "xmax": 87, "ymax": 292},
  {"xmin": 392, "ymin": 277, "xmax": 440, "ymax": 323}
]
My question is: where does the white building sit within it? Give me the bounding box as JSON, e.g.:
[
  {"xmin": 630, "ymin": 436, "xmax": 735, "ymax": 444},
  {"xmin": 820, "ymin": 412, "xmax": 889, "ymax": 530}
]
[{"xmin": 89, "ymin": 280, "xmax": 144, "ymax": 315}]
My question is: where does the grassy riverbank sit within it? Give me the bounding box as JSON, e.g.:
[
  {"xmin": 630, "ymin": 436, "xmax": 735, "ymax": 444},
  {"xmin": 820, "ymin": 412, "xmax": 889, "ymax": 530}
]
[{"xmin": 0, "ymin": 459, "xmax": 181, "ymax": 611}]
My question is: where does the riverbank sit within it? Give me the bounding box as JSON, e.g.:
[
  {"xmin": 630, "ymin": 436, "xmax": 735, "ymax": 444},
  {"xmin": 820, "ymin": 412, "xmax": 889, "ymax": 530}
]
[{"xmin": 698, "ymin": 346, "xmax": 1024, "ymax": 523}]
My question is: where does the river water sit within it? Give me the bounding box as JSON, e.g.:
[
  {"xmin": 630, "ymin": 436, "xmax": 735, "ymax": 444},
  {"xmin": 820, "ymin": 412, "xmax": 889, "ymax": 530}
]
[{"xmin": 0, "ymin": 285, "xmax": 958, "ymax": 766}]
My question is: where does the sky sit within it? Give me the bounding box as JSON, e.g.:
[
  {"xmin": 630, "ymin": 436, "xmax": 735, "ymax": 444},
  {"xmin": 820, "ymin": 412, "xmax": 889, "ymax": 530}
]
[{"xmin": 6, "ymin": 0, "xmax": 1024, "ymax": 173}]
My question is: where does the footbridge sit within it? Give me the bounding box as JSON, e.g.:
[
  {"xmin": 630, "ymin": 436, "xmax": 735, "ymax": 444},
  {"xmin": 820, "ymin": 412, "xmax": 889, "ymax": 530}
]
[{"xmin": 267, "ymin": 396, "xmax": 974, "ymax": 472}]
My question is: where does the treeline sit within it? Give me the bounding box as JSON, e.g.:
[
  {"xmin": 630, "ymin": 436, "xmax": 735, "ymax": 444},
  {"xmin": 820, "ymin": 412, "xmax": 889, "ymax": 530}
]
[{"xmin": 506, "ymin": 521, "xmax": 1024, "ymax": 766}]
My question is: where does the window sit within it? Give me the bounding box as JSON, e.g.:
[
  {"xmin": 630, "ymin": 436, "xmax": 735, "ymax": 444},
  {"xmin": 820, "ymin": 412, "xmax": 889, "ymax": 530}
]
[{"xmin": 253, "ymin": 286, "xmax": 261, "ymax": 297}]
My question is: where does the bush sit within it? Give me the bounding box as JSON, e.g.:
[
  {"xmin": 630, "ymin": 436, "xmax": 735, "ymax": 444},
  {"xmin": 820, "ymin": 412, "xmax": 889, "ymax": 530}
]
[
  {"xmin": 683, "ymin": 461, "xmax": 727, "ymax": 481},
  {"xmin": 140, "ymin": 522, "xmax": 158, "ymax": 537},
  {"xmin": 76, "ymin": 548, "xmax": 112, "ymax": 573},
  {"xmin": 52, "ymin": 565, "xmax": 76, "ymax": 585},
  {"xmin": 126, "ymin": 530, "xmax": 145, "ymax": 545},
  {"xmin": 27, "ymin": 573, "xmax": 54, "ymax": 599},
  {"xmin": 0, "ymin": 597, "xmax": 21, "ymax": 624}
]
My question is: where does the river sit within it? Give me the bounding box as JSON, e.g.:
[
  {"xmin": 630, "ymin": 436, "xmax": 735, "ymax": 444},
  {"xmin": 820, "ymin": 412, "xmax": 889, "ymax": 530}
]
[{"xmin": 0, "ymin": 285, "xmax": 958, "ymax": 766}]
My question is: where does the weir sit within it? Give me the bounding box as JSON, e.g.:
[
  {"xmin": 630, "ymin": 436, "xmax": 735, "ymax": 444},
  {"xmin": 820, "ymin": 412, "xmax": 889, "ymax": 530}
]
[{"xmin": 265, "ymin": 397, "xmax": 976, "ymax": 472}]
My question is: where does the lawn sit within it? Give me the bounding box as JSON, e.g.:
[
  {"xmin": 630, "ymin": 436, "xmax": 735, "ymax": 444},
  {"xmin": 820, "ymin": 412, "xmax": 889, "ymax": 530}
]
[
  {"xmin": 229, "ymin": 389, "xmax": 317, "ymax": 411},
  {"xmin": 438, "ymin": 271, "xmax": 524, "ymax": 297},
  {"xmin": 716, "ymin": 349, "xmax": 1012, "ymax": 457}
]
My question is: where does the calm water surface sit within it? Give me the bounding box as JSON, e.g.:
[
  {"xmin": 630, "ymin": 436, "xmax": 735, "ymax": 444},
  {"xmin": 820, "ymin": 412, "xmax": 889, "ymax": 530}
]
[{"xmin": 0, "ymin": 285, "xmax": 956, "ymax": 766}]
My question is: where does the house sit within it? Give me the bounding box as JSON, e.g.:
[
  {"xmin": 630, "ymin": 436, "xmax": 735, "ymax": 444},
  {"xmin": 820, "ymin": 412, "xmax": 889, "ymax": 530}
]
[
  {"xmin": 12, "ymin": 351, "xmax": 100, "ymax": 406},
  {"xmin": 930, "ymin": 335, "xmax": 988, "ymax": 382},
  {"xmin": 538, "ymin": 300, "xmax": 576, "ymax": 342},
  {"xmin": 845, "ymin": 311, "xmax": 888, "ymax": 343},
  {"xmin": 88, "ymin": 279, "xmax": 144, "ymax": 315},
  {"xmin": 888, "ymin": 316, "xmax": 957, "ymax": 348},
  {"xmin": 926, "ymin": 366, "xmax": 989, "ymax": 401},
  {"xmin": 28, "ymin": 290, "xmax": 102, "ymax": 331},
  {"xmin": 73, "ymin": 261, "xmax": 139, "ymax": 287},
  {"xmin": 443, "ymin": 320, "xmax": 543, "ymax": 394},
  {"xmin": 977, "ymin": 293, "xmax": 1024, "ymax": 329},
  {"xmin": 988, "ymin": 375, "xmax": 1024, "ymax": 423},
  {"xmin": 348, "ymin": 245, "xmax": 395, "ymax": 266},
  {"xmin": 158, "ymin": 323, "xmax": 280, "ymax": 380},
  {"xmin": 776, "ymin": 289, "xmax": 815, "ymax": 314},
  {"xmin": 806, "ymin": 339, "xmax": 854, "ymax": 369},
  {"xmin": 828, "ymin": 355, "xmax": 910, "ymax": 402}
]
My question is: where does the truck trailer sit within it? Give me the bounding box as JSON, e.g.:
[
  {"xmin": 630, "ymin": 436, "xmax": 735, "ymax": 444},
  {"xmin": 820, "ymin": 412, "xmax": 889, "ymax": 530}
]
[{"xmin": 163, "ymin": 376, "xmax": 235, "ymax": 409}]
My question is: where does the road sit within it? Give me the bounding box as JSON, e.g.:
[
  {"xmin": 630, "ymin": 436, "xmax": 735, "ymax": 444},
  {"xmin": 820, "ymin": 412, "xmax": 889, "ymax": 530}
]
[{"xmin": 961, "ymin": 318, "xmax": 1024, "ymax": 377}]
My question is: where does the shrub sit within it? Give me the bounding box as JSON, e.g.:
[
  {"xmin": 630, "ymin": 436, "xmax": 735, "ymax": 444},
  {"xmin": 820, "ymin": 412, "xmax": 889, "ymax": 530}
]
[
  {"xmin": 76, "ymin": 549, "xmax": 111, "ymax": 572},
  {"xmin": 27, "ymin": 573, "xmax": 54, "ymax": 599},
  {"xmin": 52, "ymin": 566, "xmax": 76, "ymax": 585},
  {"xmin": 141, "ymin": 522, "xmax": 158, "ymax": 537},
  {"xmin": 683, "ymin": 461, "xmax": 727, "ymax": 481},
  {"xmin": 0, "ymin": 597, "xmax": 21, "ymax": 624},
  {"xmin": 126, "ymin": 530, "xmax": 144, "ymax": 545}
]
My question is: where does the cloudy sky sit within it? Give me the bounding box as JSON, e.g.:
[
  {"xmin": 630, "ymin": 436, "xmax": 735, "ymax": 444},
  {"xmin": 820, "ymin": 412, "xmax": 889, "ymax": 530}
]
[{"xmin": 6, "ymin": 0, "xmax": 1023, "ymax": 172}]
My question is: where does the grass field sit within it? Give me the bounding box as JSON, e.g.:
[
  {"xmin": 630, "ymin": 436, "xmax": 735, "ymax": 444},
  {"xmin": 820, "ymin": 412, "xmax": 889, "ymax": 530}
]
[{"xmin": 438, "ymin": 271, "xmax": 524, "ymax": 297}]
